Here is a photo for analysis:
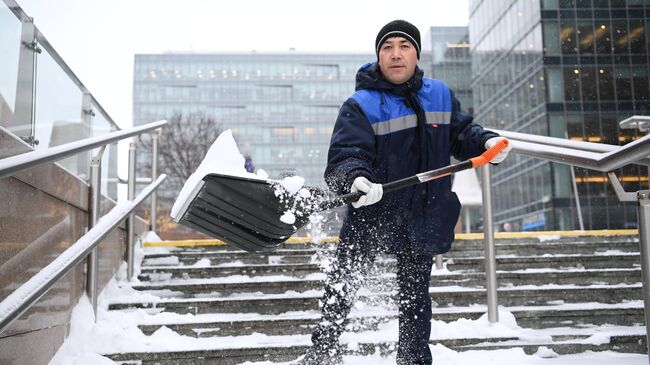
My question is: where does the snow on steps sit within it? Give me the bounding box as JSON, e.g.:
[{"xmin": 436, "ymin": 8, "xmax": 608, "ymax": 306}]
[
  {"xmin": 106, "ymin": 333, "xmax": 646, "ymax": 365},
  {"xmin": 137, "ymin": 252, "xmax": 641, "ymax": 280},
  {"xmin": 127, "ymin": 268, "xmax": 642, "ymax": 296},
  {"xmin": 103, "ymin": 234, "xmax": 647, "ymax": 364}
]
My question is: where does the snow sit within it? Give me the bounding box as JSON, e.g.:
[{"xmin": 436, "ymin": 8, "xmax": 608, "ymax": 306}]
[
  {"xmin": 141, "ymin": 231, "xmax": 163, "ymax": 243},
  {"xmin": 280, "ymin": 211, "xmax": 296, "ymax": 225},
  {"xmin": 244, "ymin": 349, "xmax": 646, "ymax": 365},
  {"xmin": 143, "ymin": 256, "xmax": 180, "ymax": 266},
  {"xmin": 170, "ymin": 129, "xmax": 266, "ymax": 220},
  {"xmin": 538, "ymin": 235, "xmax": 562, "ymax": 242},
  {"xmin": 45, "ymin": 235, "xmax": 648, "ymax": 364},
  {"xmin": 0, "ymin": 196, "xmax": 154, "ymax": 325},
  {"xmin": 169, "ymin": 129, "xmax": 318, "ymax": 227},
  {"xmin": 190, "ymin": 258, "xmax": 212, "ymax": 267},
  {"xmin": 280, "ymin": 175, "xmax": 305, "ymax": 194}
]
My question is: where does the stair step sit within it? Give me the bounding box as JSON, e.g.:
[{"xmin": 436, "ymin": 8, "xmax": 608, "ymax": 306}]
[
  {"xmin": 448, "ymin": 253, "xmax": 640, "ymax": 271},
  {"xmin": 138, "ymin": 253, "xmax": 640, "ymax": 281},
  {"xmin": 129, "ymin": 269, "xmax": 642, "ymax": 297},
  {"xmin": 136, "ymin": 306, "xmax": 645, "ymax": 337},
  {"xmin": 104, "ymin": 333, "xmax": 646, "ymax": 365},
  {"xmin": 99, "ymin": 235, "xmax": 645, "ymax": 363},
  {"xmin": 141, "ymin": 239, "xmax": 640, "ymax": 266},
  {"xmin": 109, "ymin": 285, "xmax": 643, "ymax": 314}
]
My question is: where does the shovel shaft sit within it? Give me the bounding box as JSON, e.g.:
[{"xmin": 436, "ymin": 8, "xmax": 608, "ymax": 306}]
[{"xmin": 321, "ymin": 138, "xmax": 509, "ymax": 210}]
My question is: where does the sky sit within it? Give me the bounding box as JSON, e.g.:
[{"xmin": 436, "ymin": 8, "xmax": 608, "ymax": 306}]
[{"xmin": 15, "ymin": 0, "xmax": 470, "ymax": 129}]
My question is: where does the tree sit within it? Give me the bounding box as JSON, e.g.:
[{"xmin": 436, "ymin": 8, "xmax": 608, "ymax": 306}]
[
  {"xmin": 143, "ymin": 112, "xmax": 224, "ymax": 191},
  {"xmin": 140, "ymin": 112, "xmax": 226, "ymax": 238}
]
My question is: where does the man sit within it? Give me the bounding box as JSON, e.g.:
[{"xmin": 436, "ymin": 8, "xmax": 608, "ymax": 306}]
[{"xmin": 296, "ymin": 20, "xmax": 510, "ymax": 365}]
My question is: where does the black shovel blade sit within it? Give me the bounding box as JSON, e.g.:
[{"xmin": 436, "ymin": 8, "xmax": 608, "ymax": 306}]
[{"xmin": 175, "ymin": 173, "xmax": 328, "ymax": 252}]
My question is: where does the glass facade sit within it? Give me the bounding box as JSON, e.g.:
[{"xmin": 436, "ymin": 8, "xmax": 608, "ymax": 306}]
[
  {"xmin": 133, "ymin": 53, "xmax": 376, "ymax": 188},
  {"xmin": 133, "ymin": 52, "xmax": 434, "ymax": 210},
  {"xmin": 470, "ymin": 0, "xmax": 650, "ymax": 231},
  {"xmin": 429, "ymin": 27, "xmax": 474, "ymax": 113}
]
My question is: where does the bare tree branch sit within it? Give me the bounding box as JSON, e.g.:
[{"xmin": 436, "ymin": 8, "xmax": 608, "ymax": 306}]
[{"xmin": 141, "ymin": 112, "xmax": 226, "ymax": 192}]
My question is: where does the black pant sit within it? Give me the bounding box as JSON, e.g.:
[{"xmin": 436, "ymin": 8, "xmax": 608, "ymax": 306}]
[{"xmin": 310, "ymin": 241, "xmax": 434, "ymax": 365}]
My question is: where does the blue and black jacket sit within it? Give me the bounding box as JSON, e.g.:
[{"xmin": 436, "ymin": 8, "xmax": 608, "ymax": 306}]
[{"xmin": 325, "ymin": 62, "xmax": 498, "ymax": 255}]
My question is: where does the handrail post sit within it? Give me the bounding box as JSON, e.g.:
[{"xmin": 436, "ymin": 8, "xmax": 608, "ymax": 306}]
[
  {"xmin": 150, "ymin": 131, "xmax": 159, "ymax": 232},
  {"xmin": 126, "ymin": 140, "xmax": 137, "ymax": 281},
  {"xmin": 0, "ymin": 174, "xmax": 167, "ymax": 336},
  {"xmin": 13, "ymin": 17, "xmax": 38, "ymax": 144},
  {"xmin": 86, "ymin": 148, "xmax": 103, "ymax": 321},
  {"xmin": 481, "ymin": 164, "xmax": 499, "ymax": 323},
  {"xmin": 635, "ymin": 191, "xmax": 650, "ymax": 362}
]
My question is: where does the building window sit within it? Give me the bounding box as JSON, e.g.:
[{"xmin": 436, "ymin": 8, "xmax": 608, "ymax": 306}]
[
  {"xmin": 580, "ymin": 66, "xmax": 598, "ymax": 101},
  {"xmin": 615, "ymin": 67, "xmax": 633, "ymax": 100},
  {"xmin": 595, "ymin": 22, "xmax": 612, "ymax": 54},
  {"xmin": 543, "ymin": 0, "xmax": 560, "ymax": 9},
  {"xmin": 543, "ymin": 21, "xmax": 561, "ymax": 55},
  {"xmin": 633, "ymin": 67, "xmax": 649, "ymax": 100},
  {"xmin": 629, "ymin": 20, "xmax": 646, "ymax": 54},
  {"xmin": 577, "ymin": 20, "xmax": 595, "ymax": 54},
  {"xmin": 613, "ymin": 20, "xmax": 629, "ymax": 54},
  {"xmin": 547, "ymin": 68, "xmax": 565, "ymax": 102},
  {"xmin": 560, "ymin": 0, "xmax": 575, "ymax": 8},
  {"xmin": 271, "ymin": 126, "xmax": 295, "ymax": 143},
  {"xmin": 563, "ymin": 67, "xmax": 582, "ymax": 101},
  {"xmin": 561, "ymin": 20, "xmax": 578, "ymax": 54},
  {"xmin": 598, "ymin": 67, "xmax": 615, "ymax": 100}
]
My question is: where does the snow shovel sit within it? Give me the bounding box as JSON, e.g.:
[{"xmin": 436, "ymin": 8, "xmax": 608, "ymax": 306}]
[{"xmin": 174, "ymin": 139, "xmax": 509, "ymax": 252}]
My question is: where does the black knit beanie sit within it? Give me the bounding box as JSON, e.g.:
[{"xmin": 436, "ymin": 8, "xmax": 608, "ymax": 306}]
[{"xmin": 375, "ymin": 19, "xmax": 421, "ymax": 59}]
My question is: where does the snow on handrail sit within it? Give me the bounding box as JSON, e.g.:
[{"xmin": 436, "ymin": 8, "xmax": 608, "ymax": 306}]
[
  {"xmin": 0, "ymin": 120, "xmax": 167, "ymax": 180},
  {"xmin": 0, "ymin": 174, "xmax": 166, "ymax": 335}
]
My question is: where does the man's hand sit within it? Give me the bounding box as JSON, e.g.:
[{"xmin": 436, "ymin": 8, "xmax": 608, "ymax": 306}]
[
  {"xmin": 350, "ymin": 177, "xmax": 383, "ymax": 208},
  {"xmin": 485, "ymin": 137, "xmax": 512, "ymax": 164}
]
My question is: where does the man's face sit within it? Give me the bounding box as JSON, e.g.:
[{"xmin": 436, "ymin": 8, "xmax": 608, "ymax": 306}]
[{"xmin": 377, "ymin": 37, "xmax": 418, "ymax": 85}]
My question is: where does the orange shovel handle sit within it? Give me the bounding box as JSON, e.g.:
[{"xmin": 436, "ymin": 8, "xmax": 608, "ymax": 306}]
[{"xmin": 470, "ymin": 138, "xmax": 510, "ymax": 168}]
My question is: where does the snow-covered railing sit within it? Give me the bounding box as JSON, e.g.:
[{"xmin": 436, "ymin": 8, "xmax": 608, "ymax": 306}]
[
  {"xmin": 0, "ymin": 120, "xmax": 167, "ymax": 180},
  {"xmin": 0, "ymin": 119, "xmax": 167, "ymax": 333},
  {"xmin": 485, "ymin": 117, "xmax": 650, "ymax": 360},
  {"xmin": 0, "ymin": 174, "xmax": 166, "ymax": 335}
]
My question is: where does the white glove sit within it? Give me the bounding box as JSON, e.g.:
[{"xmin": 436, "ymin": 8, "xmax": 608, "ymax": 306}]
[
  {"xmin": 350, "ymin": 176, "xmax": 383, "ymax": 208},
  {"xmin": 485, "ymin": 137, "xmax": 512, "ymax": 164}
]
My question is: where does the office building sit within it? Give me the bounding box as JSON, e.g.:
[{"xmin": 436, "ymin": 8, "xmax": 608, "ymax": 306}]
[
  {"xmin": 429, "ymin": 26, "xmax": 474, "ymax": 113},
  {"xmin": 133, "ymin": 52, "xmax": 433, "ymax": 235},
  {"xmin": 469, "ymin": 0, "xmax": 649, "ymax": 230}
]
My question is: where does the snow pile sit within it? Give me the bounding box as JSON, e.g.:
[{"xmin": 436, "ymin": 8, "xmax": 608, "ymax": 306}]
[
  {"xmin": 170, "ymin": 130, "xmax": 266, "ymax": 220},
  {"xmin": 538, "ymin": 235, "xmax": 562, "ymax": 243},
  {"xmin": 170, "ymin": 129, "xmax": 321, "ymax": 228},
  {"xmin": 141, "ymin": 231, "xmax": 162, "ymax": 243},
  {"xmin": 190, "ymin": 258, "xmax": 212, "ymax": 267},
  {"xmin": 275, "ymin": 176, "xmax": 311, "ymax": 225}
]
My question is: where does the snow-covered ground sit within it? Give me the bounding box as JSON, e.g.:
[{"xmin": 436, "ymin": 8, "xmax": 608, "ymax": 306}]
[{"xmin": 47, "ymin": 230, "xmax": 649, "ymax": 364}]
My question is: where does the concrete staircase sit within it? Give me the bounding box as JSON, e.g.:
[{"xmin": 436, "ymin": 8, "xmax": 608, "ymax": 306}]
[{"xmin": 104, "ymin": 234, "xmax": 647, "ymax": 364}]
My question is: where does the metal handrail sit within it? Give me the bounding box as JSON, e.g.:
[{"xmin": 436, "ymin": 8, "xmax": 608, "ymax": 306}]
[
  {"xmin": 0, "ymin": 174, "xmax": 166, "ymax": 335},
  {"xmin": 490, "ymin": 128, "xmax": 650, "ymax": 170},
  {"xmin": 492, "ymin": 128, "xmax": 648, "ymax": 154},
  {"xmin": 482, "ymin": 124, "xmax": 650, "ymax": 360},
  {"xmin": 0, "ymin": 120, "xmax": 167, "ymax": 180},
  {"xmin": 1, "ymin": 0, "xmax": 168, "ymax": 341}
]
